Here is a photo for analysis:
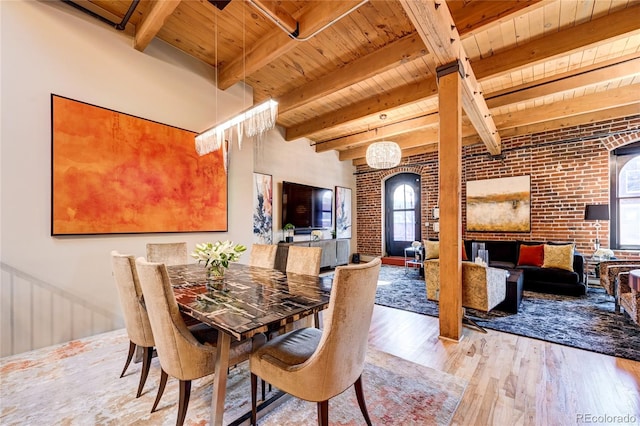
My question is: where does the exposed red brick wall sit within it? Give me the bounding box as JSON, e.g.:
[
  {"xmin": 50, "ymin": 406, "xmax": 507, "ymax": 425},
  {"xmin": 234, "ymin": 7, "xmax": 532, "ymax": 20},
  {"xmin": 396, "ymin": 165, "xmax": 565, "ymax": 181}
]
[{"xmin": 356, "ymin": 115, "xmax": 640, "ymax": 263}]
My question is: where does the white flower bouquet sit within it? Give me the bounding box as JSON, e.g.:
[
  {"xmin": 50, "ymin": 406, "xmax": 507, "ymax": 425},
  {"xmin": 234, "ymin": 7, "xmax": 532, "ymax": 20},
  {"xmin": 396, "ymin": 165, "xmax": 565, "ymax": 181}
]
[{"xmin": 191, "ymin": 241, "xmax": 247, "ymax": 270}]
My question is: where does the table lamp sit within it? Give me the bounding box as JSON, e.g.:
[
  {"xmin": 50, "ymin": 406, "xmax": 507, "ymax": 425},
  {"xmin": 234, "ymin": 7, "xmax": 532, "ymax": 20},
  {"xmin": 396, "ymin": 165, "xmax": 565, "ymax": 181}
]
[{"xmin": 584, "ymin": 204, "xmax": 609, "ymax": 250}]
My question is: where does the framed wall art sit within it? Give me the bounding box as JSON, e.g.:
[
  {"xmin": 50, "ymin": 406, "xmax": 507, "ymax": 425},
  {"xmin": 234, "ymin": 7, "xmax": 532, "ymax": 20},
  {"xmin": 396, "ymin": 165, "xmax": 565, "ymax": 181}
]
[
  {"xmin": 253, "ymin": 172, "xmax": 273, "ymax": 244},
  {"xmin": 466, "ymin": 175, "xmax": 531, "ymax": 232},
  {"xmin": 51, "ymin": 94, "xmax": 228, "ymax": 235},
  {"xmin": 335, "ymin": 186, "xmax": 352, "ymax": 239}
]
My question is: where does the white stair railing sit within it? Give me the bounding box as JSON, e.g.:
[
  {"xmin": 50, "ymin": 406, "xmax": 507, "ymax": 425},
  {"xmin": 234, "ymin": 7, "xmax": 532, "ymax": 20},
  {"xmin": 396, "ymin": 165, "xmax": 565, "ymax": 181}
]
[{"xmin": 1, "ymin": 262, "xmax": 120, "ymax": 357}]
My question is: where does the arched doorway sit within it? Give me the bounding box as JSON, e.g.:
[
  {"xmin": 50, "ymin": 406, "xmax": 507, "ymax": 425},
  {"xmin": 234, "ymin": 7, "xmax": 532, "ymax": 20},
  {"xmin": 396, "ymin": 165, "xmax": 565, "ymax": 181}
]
[{"xmin": 384, "ymin": 173, "xmax": 421, "ymax": 256}]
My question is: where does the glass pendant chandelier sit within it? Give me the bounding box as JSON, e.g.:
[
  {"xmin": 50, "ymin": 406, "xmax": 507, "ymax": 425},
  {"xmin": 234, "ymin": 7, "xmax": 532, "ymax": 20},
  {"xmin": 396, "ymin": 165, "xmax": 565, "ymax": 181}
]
[{"xmin": 366, "ymin": 114, "xmax": 401, "ymax": 169}]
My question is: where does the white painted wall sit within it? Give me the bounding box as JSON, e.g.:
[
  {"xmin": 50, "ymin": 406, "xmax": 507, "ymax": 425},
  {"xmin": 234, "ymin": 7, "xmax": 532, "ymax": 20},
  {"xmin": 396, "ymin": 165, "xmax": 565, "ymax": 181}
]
[{"xmin": 0, "ymin": 0, "xmax": 356, "ymax": 355}]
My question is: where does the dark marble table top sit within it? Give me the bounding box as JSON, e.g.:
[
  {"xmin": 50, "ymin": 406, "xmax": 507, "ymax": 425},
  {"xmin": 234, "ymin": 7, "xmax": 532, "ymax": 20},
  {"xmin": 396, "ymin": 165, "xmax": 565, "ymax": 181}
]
[{"xmin": 167, "ymin": 263, "xmax": 332, "ymax": 340}]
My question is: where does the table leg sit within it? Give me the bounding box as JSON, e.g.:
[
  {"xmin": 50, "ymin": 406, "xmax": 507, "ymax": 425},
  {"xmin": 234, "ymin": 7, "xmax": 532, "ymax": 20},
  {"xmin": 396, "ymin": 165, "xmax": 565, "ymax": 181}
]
[{"xmin": 211, "ymin": 332, "xmax": 231, "ymax": 426}]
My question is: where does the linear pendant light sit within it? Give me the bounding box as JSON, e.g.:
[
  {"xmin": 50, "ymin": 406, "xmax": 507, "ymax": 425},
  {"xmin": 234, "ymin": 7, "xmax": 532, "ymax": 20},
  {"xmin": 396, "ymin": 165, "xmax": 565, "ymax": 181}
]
[{"xmin": 195, "ymin": 99, "xmax": 278, "ymax": 157}]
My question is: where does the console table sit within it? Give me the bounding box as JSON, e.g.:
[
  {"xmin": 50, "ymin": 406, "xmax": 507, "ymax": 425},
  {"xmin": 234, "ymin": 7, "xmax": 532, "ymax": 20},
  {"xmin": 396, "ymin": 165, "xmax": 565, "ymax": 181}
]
[{"xmin": 275, "ymin": 239, "xmax": 350, "ymax": 271}]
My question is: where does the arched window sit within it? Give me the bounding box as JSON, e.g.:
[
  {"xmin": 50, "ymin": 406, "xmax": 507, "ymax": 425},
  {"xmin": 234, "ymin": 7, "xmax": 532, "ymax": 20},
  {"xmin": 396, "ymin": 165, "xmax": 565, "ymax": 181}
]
[{"xmin": 611, "ymin": 142, "xmax": 640, "ymax": 250}]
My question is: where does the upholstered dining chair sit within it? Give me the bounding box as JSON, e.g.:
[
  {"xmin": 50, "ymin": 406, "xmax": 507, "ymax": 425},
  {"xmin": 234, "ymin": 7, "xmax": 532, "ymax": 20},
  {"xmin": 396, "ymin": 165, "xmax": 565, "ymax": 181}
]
[
  {"xmin": 111, "ymin": 251, "xmax": 155, "ymax": 398},
  {"xmin": 285, "ymin": 245, "xmax": 323, "ymax": 328},
  {"xmin": 249, "ymin": 258, "xmax": 382, "ymax": 426},
  {"xmin": 249, "ymin": 244, "xmax": 278, "ymax": 269},
  {"xmin": 285, "ymin": 245, "xmax": 322, "ymax": 276},
  {"xmin": 135, "ymin": 258, "xmax": 258, "ymax": 426},
  {"xmin": 146, "ymin": 242, "xmax": 188, "ymax": 266}
]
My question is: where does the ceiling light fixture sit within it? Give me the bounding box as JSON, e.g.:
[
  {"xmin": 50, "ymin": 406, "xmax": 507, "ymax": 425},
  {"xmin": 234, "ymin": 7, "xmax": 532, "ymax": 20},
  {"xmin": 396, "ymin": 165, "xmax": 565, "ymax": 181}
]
[
  {"xmin": 366, "ymin": 114, "xmax": 401, "ymax": 169},
  {"xmin": 195, "ymin": 99, "xmax": 278, "ymax": 157}
]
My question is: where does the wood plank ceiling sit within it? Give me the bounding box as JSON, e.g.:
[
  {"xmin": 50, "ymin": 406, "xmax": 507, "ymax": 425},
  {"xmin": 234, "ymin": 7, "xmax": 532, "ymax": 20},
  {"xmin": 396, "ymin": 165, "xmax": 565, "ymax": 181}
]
[{"xmin": 79, "ymin": 0, "xmax": 640, "ymax": 164}]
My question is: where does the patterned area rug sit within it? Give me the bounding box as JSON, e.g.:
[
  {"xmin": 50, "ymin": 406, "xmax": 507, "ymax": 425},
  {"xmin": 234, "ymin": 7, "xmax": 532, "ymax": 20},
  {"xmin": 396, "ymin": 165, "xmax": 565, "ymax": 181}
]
[
  {"xmin": 374, "ymin": 265, "xmax": 640, "ymax": 361},
  {"xmin": 0, "ymin": 328, "xmax": 467, "ymax": 425}
]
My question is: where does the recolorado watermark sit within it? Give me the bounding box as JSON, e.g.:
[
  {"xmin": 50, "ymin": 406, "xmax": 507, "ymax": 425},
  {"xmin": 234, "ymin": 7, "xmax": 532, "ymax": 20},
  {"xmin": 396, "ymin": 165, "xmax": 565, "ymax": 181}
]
[{"xmin": 576, "ymin": 413, "xmax": 637, "ymax": 424}]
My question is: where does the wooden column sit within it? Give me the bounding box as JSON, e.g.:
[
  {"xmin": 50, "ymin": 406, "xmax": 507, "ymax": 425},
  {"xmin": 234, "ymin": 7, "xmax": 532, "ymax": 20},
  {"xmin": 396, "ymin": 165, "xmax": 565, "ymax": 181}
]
[{"xmin": 437, "ymin": 61, "xmax": 463, "ymax": 341}]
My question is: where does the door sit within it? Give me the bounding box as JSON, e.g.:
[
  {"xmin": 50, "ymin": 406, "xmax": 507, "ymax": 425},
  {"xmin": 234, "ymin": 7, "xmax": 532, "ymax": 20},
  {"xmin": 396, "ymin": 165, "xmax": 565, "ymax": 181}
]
[{"xmin": 385, "ymin": 173, "xmax": 421, "ymax": 256}]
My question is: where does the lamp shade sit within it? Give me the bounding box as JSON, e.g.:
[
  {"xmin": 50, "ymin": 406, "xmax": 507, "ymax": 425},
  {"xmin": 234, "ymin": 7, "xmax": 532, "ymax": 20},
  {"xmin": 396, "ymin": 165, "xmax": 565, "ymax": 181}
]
[
  {"xmin": 366, "ymin": 141, "xmax": 401, "ymax": 169},
  {"xmin": 584, "ymin": 204, "xmax": 609, "ymax": 221}
]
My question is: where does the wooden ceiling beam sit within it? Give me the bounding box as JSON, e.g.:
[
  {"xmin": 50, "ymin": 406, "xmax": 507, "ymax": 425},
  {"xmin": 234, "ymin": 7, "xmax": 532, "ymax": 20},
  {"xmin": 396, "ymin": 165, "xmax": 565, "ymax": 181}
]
[
  {"xmin": 248, "ymin": 0, "xmax": 298, "ymax": 34},
  {"xmin": 473, "ymin": 4, "xmax": 640, "ymax": 79},
  {"xmin": 486, "ymin": 54, "xmax": 640, "ymax": 108},
  {"xmin": 339, "ymin": 128, "xmax": 440, "ymax": 161},
  {"xmin": 315, "ymin": 113, "xmax": 439, "ymax": 152},
  {"xmin": 278, "ymin": 33, "xmax": 428, "ymax": 114},
  {"xmin": 217, "ymin": 1, "xmax": 363, "ymax": 90},
  {"xmin": 399, "ymin": 0, "xmax": 501, "ymax": 155},
  {"xmin": 351, "ymin": 103, "xmax": 640, "ymax": 165},
  {"xmin": 463, "ymin": 104, "xmax": 640, "ymax": 147},
  {"xmin": 134, "ymin": 0, "xmax": 182, "ymax": 52},
  {"xmin": 492, "ymin": 84, "xmax": 640, "ymax": 130},
  {"xmin": 286, "ymin": 77, "xmax": 440, "ymax": 141},
  {"xmin": 447, "ymin": 0, "xmax": 545, "ymax": 36}
]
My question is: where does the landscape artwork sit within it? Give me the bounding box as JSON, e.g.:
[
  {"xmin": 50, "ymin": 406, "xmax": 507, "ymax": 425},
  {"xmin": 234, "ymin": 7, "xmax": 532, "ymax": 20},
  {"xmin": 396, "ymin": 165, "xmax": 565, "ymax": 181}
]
[
  {"xmin": 335, "ymin": 186, "xmax": 352, "ymax": 239},
  {"xmin": 253, "ymin": 173, "xmax": 273, "ymax": 244},
  {"xmin": 51, "ymin": 95, "xmax": 228, "ymax": 235},
  {"xmin": 466, "ymin": 175, "xmax": 531, "ymax": 232}
]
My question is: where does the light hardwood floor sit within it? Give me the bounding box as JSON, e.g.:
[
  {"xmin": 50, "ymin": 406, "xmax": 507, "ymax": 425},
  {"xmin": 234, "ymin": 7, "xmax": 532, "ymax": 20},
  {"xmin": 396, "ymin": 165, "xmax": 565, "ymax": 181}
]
[{"xmin": 367, "ymin": 305, "xmax": 640, "ymax": 425}]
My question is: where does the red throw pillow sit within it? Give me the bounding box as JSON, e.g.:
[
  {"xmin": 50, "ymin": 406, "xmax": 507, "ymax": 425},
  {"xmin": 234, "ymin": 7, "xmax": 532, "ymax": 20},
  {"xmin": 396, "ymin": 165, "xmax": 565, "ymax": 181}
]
[
  {"xmin": 462, "ymin": 244, "xmax": 468, "ymax": 261},
  {"xmin": 517, "ymin": 244, "xmax": 544, "ymax": 267}
]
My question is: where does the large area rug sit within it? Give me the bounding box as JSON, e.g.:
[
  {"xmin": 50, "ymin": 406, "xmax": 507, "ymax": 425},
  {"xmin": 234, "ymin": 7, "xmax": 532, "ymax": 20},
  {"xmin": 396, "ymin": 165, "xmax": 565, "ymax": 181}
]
[
  {"xmin": 375, "ymin": 265, "xmax": 640, "ymax": 362},
  {"xmin": 0, "ymin": 328, "xmax": 467, "ymax": 425}
]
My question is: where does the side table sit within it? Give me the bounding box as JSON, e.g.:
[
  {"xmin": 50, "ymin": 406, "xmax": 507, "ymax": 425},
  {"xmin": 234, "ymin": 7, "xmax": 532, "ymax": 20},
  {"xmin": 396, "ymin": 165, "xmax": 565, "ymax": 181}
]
[{"xmin": 495, "ymin": 269, "xmax": 524, "ymax": 314}]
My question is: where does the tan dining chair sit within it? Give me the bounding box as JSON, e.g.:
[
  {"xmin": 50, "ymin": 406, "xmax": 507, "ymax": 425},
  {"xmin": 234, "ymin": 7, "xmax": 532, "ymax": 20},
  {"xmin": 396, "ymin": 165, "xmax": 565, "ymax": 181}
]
[
  {"xmin": 285, "ymin": 245, "xmax": 322, "ymax": 276},
  {"xmin": 135, "ymin": 258, "xmax": 261, "ymax": 426},
  {"xmin": 146, "ymin": 241, "xmax": 204, "ymax": 327},
  {"xmin": 146, "ymin": 242, "xmax": 188, "ymax": 266},
  {"xmin": 285, "ymin": 245, "xmax": 323, "ymax": 328},
  {"xmin": 249, "ymin": 244, "xmax": 278, "ymax": 269},
  {"xmin": 250, "ymin": 258, "xmax": 382, "ymax": 426},
  {"xmin": 111, "ymin": 251, "xmax": 155, "ymax": 398}
]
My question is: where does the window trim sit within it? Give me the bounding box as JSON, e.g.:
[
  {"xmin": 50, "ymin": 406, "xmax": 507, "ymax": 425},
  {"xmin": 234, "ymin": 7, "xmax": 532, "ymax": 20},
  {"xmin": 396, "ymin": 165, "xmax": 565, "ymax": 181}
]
[{"xmin": 610, "ymin": 141, "xmax": 640, "ymax": 250}]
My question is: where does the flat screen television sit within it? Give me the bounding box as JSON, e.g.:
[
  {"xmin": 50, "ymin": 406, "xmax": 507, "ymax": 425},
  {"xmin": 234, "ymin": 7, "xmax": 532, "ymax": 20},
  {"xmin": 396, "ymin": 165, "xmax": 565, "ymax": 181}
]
[{"xmin": 282, "ymin": 181, "xmax": 333, "ymax": 233}]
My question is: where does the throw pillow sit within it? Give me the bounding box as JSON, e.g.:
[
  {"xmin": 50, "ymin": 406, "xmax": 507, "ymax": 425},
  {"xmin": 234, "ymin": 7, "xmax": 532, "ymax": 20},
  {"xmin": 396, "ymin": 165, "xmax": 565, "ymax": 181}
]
[
  {"xmin": 542, "ymin": 244, "xmax": 574, "ymax": 271},
  {"xmin": 462, "ymin": 244, "xmax": 468, "ymax": 261},
  {"xmin": 425, "ymin": 241, "xmax": 439, "ymax": 259},
  {"xmin": 517, "ymin": 244, "xmax": 544, "ymax": 267}
]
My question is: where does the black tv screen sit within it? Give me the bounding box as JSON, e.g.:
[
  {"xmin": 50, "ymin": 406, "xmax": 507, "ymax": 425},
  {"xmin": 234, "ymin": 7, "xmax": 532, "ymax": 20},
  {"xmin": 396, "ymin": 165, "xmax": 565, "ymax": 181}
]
[{"xmin": 282, "ymin": 181, "xmax": 333, "ymax": 232}]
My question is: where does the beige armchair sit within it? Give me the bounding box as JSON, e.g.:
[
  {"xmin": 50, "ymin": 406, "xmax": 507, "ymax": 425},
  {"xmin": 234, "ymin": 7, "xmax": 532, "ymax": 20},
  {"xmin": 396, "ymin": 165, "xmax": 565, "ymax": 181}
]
[
  {"xmin": 599, "ymin": 260, "xmax": 640, "ymax": 298},
  {"xmin": 111, "ymin": 251, "xmax": 155, "ymax": 398},
  {"xmin": 249, "ymin": 258, "xmax": 382, "ymax": 426},
  {"xmin": 146, "ymin": 242, "xmax": 188, "ymax": 266},
  {"xmin": 135, "ymin": 258, "xmax": 257, "ymax": 426},
  {"xmin": 249, "ymin": 244, "xmax": 277, "ymax": 269},
  {"xmin": 618, "ymin": 272, "xmax": 640, "ymax": 326},
  {"xmin": 425, "ymin": 259, "xmax": 507, "ymax": 312}
]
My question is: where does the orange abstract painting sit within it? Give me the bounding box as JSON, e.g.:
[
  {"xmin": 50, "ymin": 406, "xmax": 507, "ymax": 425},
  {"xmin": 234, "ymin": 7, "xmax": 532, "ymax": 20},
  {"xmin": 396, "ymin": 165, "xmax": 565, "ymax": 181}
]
[{"xmin": 51, "ymin": 95, "xmax": 227, "ymax": 235}]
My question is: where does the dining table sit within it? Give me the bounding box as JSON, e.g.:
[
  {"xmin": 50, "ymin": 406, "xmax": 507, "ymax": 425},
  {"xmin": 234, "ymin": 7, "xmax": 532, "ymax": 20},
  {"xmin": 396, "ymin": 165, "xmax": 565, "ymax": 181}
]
[{"xmin": 166, "ymin": 262, "xmax": 332, "ymax": 426}]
